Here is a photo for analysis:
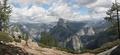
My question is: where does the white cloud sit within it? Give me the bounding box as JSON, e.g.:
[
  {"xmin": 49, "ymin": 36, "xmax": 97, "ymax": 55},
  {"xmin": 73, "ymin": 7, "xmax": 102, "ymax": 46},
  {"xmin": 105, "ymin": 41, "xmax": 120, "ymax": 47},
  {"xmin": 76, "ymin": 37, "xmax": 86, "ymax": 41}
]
[
  {"xmin": 48, "ymin": 0, "xmax": 92, "ymax": 21},
  {"xmin": 10, "ymin": 4, "xmax": 58, "ymax": 23},
  {"xmin": 76, "ymin": 0, "xmax": 97, "ymax": 6},
  {"xmin": 19, "ymin": 0, "xmax": 30, "ymax": 4},
  {"xmin": 33, "ymin": 0, "xmax": 48, "ymax": 4},
  {"xmin": 9, "ymin": 0, "xmax": 118, "ymax": 23},
  {"xmin": 50, "ymin": 2, "xmax": 73, "ymax": 19},
  {"xmin": 87, "ymin": 0, "xmax": 112, "ymax": 8},
  {"xmin": 19, "ymin": 0, "xmax": 48, "ymax": 4}
]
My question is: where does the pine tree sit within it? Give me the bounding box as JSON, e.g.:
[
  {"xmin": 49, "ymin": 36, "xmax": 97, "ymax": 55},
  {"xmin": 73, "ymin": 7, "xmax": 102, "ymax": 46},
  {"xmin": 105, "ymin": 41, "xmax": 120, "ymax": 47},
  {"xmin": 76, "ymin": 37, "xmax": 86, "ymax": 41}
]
[
  {"xmin": 0, "ymin": 0, "xmax": 11, "ymax": 32},
  {"xmin": 105, "ymin": 0, "xmax": 120, "ymax": 39}
]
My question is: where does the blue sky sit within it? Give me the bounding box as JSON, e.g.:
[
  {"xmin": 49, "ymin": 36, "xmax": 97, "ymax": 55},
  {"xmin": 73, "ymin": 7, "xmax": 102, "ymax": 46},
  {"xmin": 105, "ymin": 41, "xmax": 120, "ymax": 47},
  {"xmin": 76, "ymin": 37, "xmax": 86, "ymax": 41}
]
[{"xmin": 5, "ymin": 0, "xmax": 119, "ymax": 23}]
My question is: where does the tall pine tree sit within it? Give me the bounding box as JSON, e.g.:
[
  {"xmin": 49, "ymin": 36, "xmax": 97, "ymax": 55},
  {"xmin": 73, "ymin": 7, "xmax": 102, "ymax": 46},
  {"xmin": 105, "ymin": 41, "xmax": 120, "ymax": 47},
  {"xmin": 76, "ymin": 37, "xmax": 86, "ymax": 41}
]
[
  {"xmin": 105, "ymin": 0, "xmax": 120, "ymax": 38},
  {"xmin": 0, "ymin": 0, "xmax": 11, "ymax": 32}
]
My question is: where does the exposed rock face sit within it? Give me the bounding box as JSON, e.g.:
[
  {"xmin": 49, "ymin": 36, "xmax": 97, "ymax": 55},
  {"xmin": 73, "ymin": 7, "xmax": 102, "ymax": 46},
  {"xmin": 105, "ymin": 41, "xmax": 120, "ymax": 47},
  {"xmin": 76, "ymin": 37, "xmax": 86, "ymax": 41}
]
[
  {"xmin": 87, "ymin": 27, "xmax": 95, "ymax": 36},
  {"xmin": 72, "ymin": 35, "xmax": 83, "ymax": 51},
  {"xmin": 64, "ymin": 34, "xmax": 83, "ymax": 51},
  {"xmin": 77, "ymin": 29, "xmax": 85, "ymax": 36}
]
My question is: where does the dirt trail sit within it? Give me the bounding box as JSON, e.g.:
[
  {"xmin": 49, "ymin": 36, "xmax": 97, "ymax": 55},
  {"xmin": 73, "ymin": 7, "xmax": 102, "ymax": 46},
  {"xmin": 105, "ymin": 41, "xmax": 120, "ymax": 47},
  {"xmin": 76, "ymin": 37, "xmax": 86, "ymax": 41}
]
[{"xmin": 9, "ymin": 39, "xmax": 94, "ymax": 55}]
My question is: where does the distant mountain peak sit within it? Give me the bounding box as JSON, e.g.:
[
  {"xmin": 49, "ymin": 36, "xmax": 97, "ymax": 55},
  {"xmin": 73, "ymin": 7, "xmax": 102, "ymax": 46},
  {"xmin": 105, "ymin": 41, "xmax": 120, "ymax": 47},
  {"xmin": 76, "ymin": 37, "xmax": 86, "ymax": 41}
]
[
  {"xmin": 76, "ymin": 29, "xmax": 85, "ymax": 36},
  {"xmin": 58, "ymin": 18, "xmax": 67, "ymax": 24},
  {"xmin": 57, "ymin": 18, "xmax": 68, "ymax": 28},
  {"xmin": 86, "ymin": 27, "xmax": 95, "ymax": 36}
]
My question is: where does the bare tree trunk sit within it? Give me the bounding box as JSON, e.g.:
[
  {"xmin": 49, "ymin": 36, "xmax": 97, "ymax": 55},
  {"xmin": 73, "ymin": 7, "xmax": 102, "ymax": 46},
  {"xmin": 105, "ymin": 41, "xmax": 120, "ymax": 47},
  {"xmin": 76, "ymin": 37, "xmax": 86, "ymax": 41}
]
[
  {"xmin": 0, "ymin": 21, "xmax": 2, "ymax": 31},
  {"xmin": 116, "ymin": 0, "xmax": 120, "ymax": 39},
  {"xmin": 117, "ymin": 9, "xmax": 120, "ymax": 39}
]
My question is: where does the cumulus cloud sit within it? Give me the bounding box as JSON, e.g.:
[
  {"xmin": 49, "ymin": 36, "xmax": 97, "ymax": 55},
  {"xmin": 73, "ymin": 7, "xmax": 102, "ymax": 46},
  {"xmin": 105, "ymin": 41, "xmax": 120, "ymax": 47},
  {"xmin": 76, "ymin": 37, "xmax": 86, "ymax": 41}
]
[
  {"xmin": 87, "ymin": 0, "xmax": 112, "ymax": 8},
  {"xmin": 85, "ymin": 0, "xmax": 114, "ymax": 20},
  {"xmin": 10, "ymin": 4, "xmax": 58, "ymax": 23},
  {"xmin": 19, "ymin": 0, "xmax": 30, "ymax": 4},
  {"xmin": 76, "ymin": 0, "xmax": 97, "ymax": 6},
  {"xmin": 9, "ymin": 0, "xmax": 117, "ymax": 23},
  {"xmin": 49, "ymin": 1, "xmax": 74, "ymax": 19}
]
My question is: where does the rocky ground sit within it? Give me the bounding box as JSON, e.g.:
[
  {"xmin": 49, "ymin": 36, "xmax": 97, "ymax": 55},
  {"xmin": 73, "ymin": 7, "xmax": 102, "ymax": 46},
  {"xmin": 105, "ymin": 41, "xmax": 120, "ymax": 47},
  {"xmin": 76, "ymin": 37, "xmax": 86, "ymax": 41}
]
[
  {"xmin": 8, "ymin": 39, "xmax": 94, "ymax": 55},
  {"xmin": 0, "ymin": 43, "xmax": 29, "ymax": 55},
  {"xmin": 2, "ymin": 39, "xmax": 120, "ymax": 55}
]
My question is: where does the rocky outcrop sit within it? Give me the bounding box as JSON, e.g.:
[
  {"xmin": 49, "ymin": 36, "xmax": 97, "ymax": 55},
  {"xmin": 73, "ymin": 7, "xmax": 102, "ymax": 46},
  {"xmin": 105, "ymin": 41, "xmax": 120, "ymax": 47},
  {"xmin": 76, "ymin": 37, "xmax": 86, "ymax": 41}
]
[
  {"xmin": 69, "ymin": 35, "xmax": 84, "ymax": 52},
  {"xmin": 86, "ymin": 27, "xmax": 95, "ymax": 36},
  {"xmin": 77, "ymin": 29, "xmax": 85, "ymax": 36},
  {"xmin": 72, "ymin": 35, "xmax": 82, "ymax": 51},
  {"xmin": 110, "ymin": 45, "xmax": 120, "ymax": 55}
]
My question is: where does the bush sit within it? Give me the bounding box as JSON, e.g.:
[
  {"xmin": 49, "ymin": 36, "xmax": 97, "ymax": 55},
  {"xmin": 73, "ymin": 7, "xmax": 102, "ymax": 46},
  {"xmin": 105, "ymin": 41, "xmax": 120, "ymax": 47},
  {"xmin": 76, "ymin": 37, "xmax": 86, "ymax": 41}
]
[
  {"xmin": 0, "ymin": 32, "xmax": 13, "ymax": 43},
  {"xmin": 14, "ymin": 39, "xmax": 21, "ymax": 43}
]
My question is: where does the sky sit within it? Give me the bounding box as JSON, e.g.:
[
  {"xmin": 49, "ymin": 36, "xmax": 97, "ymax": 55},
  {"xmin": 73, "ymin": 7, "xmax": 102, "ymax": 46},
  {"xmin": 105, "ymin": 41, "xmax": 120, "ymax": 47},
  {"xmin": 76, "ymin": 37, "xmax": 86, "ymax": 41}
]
[{"xmin": 3, "ymin": 0, "xmax": 120, "ymax": 23}]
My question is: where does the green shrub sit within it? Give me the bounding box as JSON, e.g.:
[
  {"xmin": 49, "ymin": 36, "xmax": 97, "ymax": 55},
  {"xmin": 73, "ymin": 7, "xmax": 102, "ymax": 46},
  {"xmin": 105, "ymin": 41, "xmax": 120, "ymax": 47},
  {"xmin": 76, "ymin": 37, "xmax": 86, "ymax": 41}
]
[
  {"xmin": 14, "ymin": 39, "xmax": 21, "ymax": 43},
  {"xmin": 0, "ymin": 32, "xmax": 13, "ymax": 43}
]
